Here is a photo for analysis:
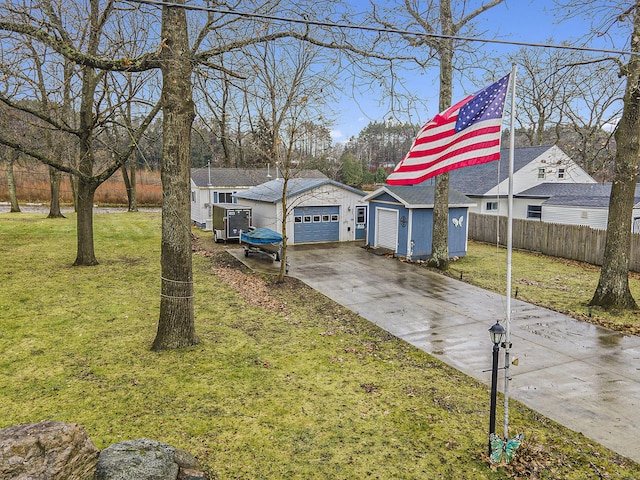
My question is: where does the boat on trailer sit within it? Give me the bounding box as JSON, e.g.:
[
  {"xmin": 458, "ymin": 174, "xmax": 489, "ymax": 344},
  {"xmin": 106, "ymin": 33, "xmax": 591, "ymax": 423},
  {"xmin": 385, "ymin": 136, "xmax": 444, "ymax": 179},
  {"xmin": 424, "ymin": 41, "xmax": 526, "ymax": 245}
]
[{"xmin": 240, "ymin": 228, "xmax": 283, "ymax": 261}]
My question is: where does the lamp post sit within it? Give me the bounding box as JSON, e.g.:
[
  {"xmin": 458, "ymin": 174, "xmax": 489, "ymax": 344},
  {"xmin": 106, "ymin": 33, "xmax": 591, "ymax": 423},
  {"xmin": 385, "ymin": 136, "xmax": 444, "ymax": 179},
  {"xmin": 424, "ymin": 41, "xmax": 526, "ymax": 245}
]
[{"xmin": 488, "ymin": 321, "xmax": 505, "ymax": 454}]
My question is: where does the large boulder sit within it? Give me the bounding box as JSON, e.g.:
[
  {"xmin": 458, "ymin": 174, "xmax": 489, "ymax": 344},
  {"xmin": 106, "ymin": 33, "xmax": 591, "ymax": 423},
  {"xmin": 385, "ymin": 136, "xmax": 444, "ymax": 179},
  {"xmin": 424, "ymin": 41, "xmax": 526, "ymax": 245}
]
[
  {"xmin": 94, "ymin": 438, "xmax": 206, "ymax": 480},
  {"xmin": 0, "ymin": 421, "xmax": 99, "ymax": 480}
]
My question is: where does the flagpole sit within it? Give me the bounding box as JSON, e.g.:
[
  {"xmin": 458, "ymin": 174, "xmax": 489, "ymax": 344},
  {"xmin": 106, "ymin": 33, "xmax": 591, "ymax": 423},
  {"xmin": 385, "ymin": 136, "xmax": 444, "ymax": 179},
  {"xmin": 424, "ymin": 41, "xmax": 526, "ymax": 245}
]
[{"xmin": 503, "ymin": 63, "xmax": 517, "ymax": 440}]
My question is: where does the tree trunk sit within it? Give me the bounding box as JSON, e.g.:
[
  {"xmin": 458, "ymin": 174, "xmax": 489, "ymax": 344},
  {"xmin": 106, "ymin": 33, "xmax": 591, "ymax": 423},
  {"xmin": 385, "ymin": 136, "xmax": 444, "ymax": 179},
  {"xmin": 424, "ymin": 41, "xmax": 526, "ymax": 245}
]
[
  {"xmin": 129, "ymin": 161, "xmax": 138, "ymax": 212},
  {"xmin": 70, "ymin": 174, "xmax": 78, "ymax": 212},
  {"xmin": 47, "ymin": 165, "xmax": 65, "ymax": 218},
  {"xmin": 152, "ymin": 0, "xmax": 198, "ymax": 350},
  {"xmin": 121, "ymin": 160, "xmax": 138, "ymax": 212},
  {"xmin": 590, "ymin": 7, "xmax": 640, "ymax": 310},
  {"xmin": 7, "ymin": 151, "xmax": 20, "ymax": 213},
  {"xmin": 430, "ymin": 172, "xmax": 449, "ymax": 269},
  {"xmin": 73, "ymin": 176, "xmax": 98, "ymax": 266},
  {"xmin": 429, "ymin": 24, "xmax": 454, "ymax": 270},
  {"xmin": 277, "ymin": 176, "xmax": 289, "ymax": 283}
]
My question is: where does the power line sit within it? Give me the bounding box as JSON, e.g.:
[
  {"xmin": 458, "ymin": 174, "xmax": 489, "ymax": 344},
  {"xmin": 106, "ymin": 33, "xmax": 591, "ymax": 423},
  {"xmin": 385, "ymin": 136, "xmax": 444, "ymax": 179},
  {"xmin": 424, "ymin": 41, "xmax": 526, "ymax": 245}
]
[{"xmin": 122, "ymin": 0, "xmax": 637, "ymax": 57}]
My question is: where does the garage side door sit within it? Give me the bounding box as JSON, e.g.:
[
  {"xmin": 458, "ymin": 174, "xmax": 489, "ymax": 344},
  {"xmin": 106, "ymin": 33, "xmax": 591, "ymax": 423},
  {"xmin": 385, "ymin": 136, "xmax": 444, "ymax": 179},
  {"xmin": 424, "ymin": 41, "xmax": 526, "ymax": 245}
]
[
  {"xmin": 294, "ymin": 206, "xmax": 340, "ymax": 243},
  {"xmin": 375, "ymin": 207, "xmax": 398, "ymax": 251}
]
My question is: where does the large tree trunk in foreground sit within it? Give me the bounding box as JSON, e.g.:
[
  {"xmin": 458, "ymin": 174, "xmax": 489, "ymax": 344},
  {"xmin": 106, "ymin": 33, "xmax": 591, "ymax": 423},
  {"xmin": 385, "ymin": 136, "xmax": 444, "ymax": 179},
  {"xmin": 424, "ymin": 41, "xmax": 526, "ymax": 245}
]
[
  {"xmin": 590, "ymin": 7, "xmax": 640, "ymax": 310},
  {"xmin": 152, "ymin": 1, "xmax": 198, "ymax": 350},
  {"xmin": 428, "ymin": 27, "xmax": 454, "ymax": 270}
]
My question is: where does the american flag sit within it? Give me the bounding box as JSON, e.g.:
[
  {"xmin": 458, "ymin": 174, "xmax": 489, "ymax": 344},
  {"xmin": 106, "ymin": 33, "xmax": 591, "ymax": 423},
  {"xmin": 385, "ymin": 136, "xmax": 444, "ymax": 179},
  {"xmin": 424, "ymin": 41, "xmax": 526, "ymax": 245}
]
[{"xmin": 386, "ymin": 73, "xmax": 511, "ymax": 185}]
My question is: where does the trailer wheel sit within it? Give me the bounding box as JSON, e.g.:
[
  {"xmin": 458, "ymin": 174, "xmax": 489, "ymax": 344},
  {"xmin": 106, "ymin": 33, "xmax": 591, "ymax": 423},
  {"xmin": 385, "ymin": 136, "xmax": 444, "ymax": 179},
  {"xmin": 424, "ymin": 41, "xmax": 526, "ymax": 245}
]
[
  {"xmin": 214, "ymin": 231, "xmax": 220, "ymax": 243},
  {"xmin": 244, "ymin": 248, "xmax": 249, "ymax": 257}
]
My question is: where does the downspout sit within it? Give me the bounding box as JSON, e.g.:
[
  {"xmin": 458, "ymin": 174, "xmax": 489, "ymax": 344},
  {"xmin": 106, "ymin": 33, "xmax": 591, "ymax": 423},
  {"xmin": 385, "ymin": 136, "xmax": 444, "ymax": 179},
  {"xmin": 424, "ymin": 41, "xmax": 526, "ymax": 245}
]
[{"xmin": 407, "ymin": 208, "xmax": 413, "ymax": 260}]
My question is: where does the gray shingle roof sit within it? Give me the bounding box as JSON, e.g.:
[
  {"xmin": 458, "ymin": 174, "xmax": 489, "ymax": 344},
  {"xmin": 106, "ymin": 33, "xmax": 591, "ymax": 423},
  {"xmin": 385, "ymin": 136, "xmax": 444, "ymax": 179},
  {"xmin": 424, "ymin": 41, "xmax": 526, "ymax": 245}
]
[
  {"xmin": 518, "ymin": 183, "xmax": 611, "ymax": 199},
  {"xmin": 536, "ymin": 183, "xmax": 640, "ymax": 208},
  {"xmin": 366, "ymin": 184, "xmax": 475, "ymax": 208},
  {"xmin": 191, "ymin": 168, "xmax": 326, "ymax": 188},
  {"xmin": 234, "ymin": 178, "xmax": 365, "ymax": 204},
  {"xmin": 445, "ymin": 145, "xmax": 554, "ymax": 195}
]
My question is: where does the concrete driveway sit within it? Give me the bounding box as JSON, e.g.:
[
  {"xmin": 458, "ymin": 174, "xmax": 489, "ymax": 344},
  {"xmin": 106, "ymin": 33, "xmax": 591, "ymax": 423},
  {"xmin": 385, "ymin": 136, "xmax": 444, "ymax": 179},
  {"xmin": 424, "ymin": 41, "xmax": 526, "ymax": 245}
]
[{"xmin": 230, "ymin": 242, "xmax": 640, "ymax": 463}]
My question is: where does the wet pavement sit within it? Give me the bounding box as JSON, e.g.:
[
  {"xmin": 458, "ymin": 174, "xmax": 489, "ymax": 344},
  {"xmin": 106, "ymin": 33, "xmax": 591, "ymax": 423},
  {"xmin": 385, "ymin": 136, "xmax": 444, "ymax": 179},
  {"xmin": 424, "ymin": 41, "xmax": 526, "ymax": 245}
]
[{"xmin": 228, "ymin": 242, "xmax": 640, "ymax": 463}]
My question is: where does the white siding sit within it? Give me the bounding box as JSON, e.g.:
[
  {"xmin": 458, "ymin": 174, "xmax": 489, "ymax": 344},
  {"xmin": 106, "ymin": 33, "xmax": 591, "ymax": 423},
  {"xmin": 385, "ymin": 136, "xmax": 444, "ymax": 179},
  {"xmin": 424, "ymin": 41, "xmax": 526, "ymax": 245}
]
[
  {"xmin": 237, "ymin": 183, "xmax": 365, "ymax": 244},
  {"xmin": 542, "ymin": 205, "xmax": 609, "ymax": 230},
  {"xmin": 190, "ymin": 184, "xmax": 250, "ymax": 227},
  {"xmin": 484, "ymin": 146, "xmax": 596, "ymax": 197}
]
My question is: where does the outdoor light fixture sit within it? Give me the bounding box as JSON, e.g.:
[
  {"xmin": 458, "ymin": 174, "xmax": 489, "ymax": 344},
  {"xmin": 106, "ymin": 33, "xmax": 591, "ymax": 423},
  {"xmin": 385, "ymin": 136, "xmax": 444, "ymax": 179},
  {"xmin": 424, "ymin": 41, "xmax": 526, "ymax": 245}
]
[
  {"xmin": 489, "ymin": 322, "xmax": 506, "ymax": 346},
  {"xmin": 488, "ymin": 321, "xmax": 505, "ymax": 455}
]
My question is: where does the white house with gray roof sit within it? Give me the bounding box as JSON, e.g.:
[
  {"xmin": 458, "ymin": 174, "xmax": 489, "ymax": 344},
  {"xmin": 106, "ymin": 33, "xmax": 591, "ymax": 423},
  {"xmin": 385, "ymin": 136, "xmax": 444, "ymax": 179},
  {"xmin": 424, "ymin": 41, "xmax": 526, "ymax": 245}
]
[
  {"xmin": 444, "ymin": 145, "xmax": 596, "ymax": 220},
  {"xmin": 234, "ymin": 178, "xmax": 367, "ymax": 244},
  {"xmin": 518, "ymin": 183, "xmax": 640, "ymax": 232},
  {"xmin": 190, "ymin": 167, "xmax": 326, "ymax": 228}
]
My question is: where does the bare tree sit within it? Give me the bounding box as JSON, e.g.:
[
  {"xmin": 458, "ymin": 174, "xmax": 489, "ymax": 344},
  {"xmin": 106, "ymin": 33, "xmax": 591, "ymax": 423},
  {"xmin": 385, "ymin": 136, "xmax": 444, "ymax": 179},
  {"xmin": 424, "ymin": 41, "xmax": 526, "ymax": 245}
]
[
  {"xmin": 589, "ymin": 4, "xmax": 640, "ymax": 309},
  {"xmin": 241, "ymin": 36, "xmax": 339, "ymax": 281},
  {"xmin": 372, "ymin": 0, "xmax": 505, "ymax": 269},
  {"xmin": 498, "ymin": 46, "xmax": 623, "ymax": 178},
  {"xmin": 0, "ymin": 0, "xmax": 411, "ymax": 349},
  {"xmin": 550, "ymin": 0, "xmax": 638, "ymax": 309},
  {"xmin": 0, "ymin": 1, "xmax": 161, "ymax": 265},
  {"xmin": 559, "ymin": 58, "xmax": 623, "ymax": 178}
]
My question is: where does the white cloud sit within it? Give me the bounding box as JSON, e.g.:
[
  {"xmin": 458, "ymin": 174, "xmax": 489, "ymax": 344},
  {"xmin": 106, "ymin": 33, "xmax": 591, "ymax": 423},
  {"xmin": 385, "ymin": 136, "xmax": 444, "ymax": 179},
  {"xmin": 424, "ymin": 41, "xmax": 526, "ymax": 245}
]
[{"xmin": 330, "ymin": 129, "xmax": 344, "ymax": 141}]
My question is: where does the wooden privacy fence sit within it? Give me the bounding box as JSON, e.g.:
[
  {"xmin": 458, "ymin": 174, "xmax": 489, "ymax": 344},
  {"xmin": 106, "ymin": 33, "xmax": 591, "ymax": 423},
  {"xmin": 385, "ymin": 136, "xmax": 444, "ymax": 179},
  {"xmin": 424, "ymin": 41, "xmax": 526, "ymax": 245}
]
[{"xmin": 468, "ymin": 213, "xmax": 640, "ymax": 273}]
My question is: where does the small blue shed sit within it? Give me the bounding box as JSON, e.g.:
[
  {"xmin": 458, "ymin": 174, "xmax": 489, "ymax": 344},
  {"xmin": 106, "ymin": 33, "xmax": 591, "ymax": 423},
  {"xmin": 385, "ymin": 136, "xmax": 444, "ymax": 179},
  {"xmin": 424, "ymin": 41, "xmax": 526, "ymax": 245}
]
[{"xmin": 363, "ymin": 184, "xmax": 476, "ymax": 260}]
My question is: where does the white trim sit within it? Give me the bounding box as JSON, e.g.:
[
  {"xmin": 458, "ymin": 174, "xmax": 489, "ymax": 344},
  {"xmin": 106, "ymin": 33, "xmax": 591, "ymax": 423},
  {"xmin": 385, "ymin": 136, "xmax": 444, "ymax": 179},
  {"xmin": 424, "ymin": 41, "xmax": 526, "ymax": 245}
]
[{"xmin": 375, "ymin": 207, "xmax": 398, "ymax": 252}]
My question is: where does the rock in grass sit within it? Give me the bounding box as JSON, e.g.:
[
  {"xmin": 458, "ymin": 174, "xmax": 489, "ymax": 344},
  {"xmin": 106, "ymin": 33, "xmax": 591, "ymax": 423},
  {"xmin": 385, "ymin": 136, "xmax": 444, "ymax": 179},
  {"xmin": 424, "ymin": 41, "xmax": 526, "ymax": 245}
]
[
  {"xmin": 0, "ymin": 421, "xmax": 99, "ymax": 480},
  {"xmin": 94, "ymin": 438, "xmax": 180, "ymax": 480},
  {"xmin": 95, "ymin": 439, "xmax": 208, "ymax": 480}
]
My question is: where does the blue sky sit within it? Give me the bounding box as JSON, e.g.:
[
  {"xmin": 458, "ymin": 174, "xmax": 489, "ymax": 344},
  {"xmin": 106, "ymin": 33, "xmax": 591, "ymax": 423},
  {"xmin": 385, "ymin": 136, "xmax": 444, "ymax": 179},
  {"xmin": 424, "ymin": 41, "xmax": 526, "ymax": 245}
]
[{"xmin": 328, "ymin": 0, "xmax": 631, "ymax": 143}]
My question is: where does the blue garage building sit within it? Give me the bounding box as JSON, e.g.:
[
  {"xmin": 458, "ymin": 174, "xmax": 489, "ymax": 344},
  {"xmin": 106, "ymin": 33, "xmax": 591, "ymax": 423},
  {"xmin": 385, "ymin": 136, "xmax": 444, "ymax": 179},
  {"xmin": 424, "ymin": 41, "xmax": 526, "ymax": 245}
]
[{"xmin": 363, "ymin": 184, "xmax": 475, "ymax": 260}]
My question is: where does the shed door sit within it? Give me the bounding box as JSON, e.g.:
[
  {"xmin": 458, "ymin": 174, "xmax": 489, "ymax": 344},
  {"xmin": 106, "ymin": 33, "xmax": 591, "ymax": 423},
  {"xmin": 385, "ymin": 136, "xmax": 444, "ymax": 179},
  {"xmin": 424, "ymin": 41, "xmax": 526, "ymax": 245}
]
[{"xmin": 376, "ymin": 207, "xmax": 398, "ymax": 251}]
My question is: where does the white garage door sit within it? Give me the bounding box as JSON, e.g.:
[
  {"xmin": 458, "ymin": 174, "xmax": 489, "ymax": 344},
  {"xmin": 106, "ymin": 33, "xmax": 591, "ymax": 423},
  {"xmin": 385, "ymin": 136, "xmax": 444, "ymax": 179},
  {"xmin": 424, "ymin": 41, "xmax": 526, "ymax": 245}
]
[{"xmin": 376, "ymin": 207, "xmax": 398, "ymax": 251}]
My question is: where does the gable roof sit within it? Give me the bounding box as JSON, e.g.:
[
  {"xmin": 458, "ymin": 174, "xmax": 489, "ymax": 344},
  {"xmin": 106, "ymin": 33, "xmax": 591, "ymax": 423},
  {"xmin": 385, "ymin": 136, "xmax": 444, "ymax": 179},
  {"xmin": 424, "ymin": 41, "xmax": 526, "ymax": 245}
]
[
  {"xmin": 446, "ymin": 145, "xmax": 558, "ymax": 195},
  {"xmin": 234, "ymin": 178, "xmax": 365, "ymax": 204},
  {"xmin": 363, "ymin": 184, "xmax": 475, "ymax": 208},
  {"xmin": 191, "ymin": 168, "xmax": 326, "ymax": 188}
]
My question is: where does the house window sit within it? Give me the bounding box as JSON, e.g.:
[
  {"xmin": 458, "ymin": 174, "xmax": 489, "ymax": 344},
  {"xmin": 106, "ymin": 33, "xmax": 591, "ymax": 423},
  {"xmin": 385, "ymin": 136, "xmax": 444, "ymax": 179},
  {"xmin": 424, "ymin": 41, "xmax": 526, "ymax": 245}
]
[
  {"xmin": 313, "ymin": 215, "xmax": 321, "ymax": 222},
  {"xmin": 218, "ymin": 192, "xmax": 233, "ymax": 203},
  {"xmin": 303, "ymin": 215, "xmax": 312, "ymax": 223},
  {"xmin": 486, "ymin": 201, "xmax": 498, "ymax": 211},
  {"xmin": 191, "ymin": 191, "xmax": 196, "ymax": 202},
  {"xmin": 294, "ymin": 216, "xmax": 302, "ymax": 223},
  {"xmin": 330, "ymin": 214, "xmax": 339, "ymax": 222},
  {"xmin": 537, "ymin": 168, "xmax": 546, "ymax": 179},
  {"xmin": 322, "ymin": 214, "xmax": 330, "ymax": 222},
  {"xmin": 527, "ymin": 205, "xmax": 542, "ymax": 219},
  {"xmin": 557, "ymin": 168, "xmax": 566, "ymax": 179}
]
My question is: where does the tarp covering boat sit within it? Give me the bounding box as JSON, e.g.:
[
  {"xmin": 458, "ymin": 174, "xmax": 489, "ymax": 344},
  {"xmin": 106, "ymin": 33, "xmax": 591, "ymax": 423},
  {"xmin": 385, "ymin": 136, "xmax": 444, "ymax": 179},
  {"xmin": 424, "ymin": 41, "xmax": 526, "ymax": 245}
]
[{"xmin": 241, "ymin": 228, "xmax": 282, "ymax": 245}]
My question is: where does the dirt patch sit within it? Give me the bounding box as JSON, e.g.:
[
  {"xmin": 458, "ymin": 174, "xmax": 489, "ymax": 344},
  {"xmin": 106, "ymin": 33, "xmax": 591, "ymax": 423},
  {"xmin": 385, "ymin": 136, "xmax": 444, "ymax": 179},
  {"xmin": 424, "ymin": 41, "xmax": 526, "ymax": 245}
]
[{"xmin": 192, "ymin": 232, "xmax": 287, "ymax": 313}]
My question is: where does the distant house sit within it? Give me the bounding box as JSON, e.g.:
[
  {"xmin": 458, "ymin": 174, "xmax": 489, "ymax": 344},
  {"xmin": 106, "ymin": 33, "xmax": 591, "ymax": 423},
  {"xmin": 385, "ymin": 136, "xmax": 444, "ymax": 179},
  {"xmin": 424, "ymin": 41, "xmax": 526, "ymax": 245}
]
[
  {"xmin": 446, "ymin": 145, "xmax": 596, "ymax": 220},
  {"xmin": 518, "ymin": 183, "xmax": 640, "ymax": 232},
  {"xmin": 363, "ymin": 184, "xmax": 475, "ymax": 260},
  {"xmin": 190, "ymin": 167, "xmax": 326, "ymax": 228},
  {"xmin": 234, "ymin": 178, "xmax": 367, "ymax": 244}
]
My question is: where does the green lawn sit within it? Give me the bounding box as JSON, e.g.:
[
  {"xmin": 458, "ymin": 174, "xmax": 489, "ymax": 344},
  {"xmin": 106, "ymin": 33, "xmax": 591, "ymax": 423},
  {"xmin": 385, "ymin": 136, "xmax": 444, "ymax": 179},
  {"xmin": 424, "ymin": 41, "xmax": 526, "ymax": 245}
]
[
  {"xmin": 446, "ymin": 240, "xmax": 640, "ymax": 335},
  {"xmin": 1, "ymin": 212, "xmax": 639, "ymax": 479}
]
